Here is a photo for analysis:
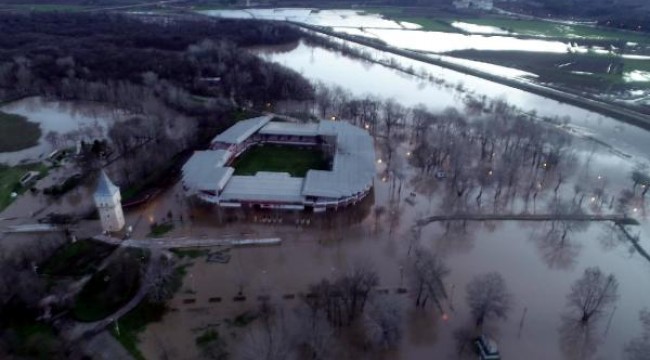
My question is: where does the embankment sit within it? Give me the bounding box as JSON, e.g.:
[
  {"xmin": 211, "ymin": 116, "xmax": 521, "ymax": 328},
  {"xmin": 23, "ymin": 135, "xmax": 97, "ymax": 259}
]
[{"xmin": 294, "ymin": 22, "xmax": 650, "ymax": 130}]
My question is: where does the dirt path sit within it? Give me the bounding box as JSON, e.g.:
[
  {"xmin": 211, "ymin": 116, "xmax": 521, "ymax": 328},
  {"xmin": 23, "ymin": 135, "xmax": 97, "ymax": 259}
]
[{"xmin": 63, "ymin": 248, "xmax": 159, "ymax": 342}]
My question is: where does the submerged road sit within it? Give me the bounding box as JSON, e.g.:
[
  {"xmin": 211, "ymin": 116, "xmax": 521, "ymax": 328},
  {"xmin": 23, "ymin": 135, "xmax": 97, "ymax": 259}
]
[
  {"xmin": 292, "ymin": 22, "xmax": 650, "ymax": 130},
  {"xmin": 94, "ymin": 235, "xmax": 282, "ymax": 249},
  {"xmin": 416, "ymin": 213, "xmax": 637, "ymax": 226}
]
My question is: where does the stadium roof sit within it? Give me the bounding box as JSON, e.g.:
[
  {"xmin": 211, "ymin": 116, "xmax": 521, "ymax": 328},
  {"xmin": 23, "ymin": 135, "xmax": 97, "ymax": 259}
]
[
  {"xmin": 220, "ymin": 172, "xmax": 305, "ymax": 203},
  {"xmin": 302, "ymin": 121, "xmax": 376, "ymax": 198},
  {"xmin": 259, "ymin": 122, "xmax": 319, "ymax": 137},
  {"xmin": 184, "ymin": 117, "xmax": 376, "ymax": 204},
  {"xmin": 211, "ymin": 115, "xmax": 272, "ymax": 145},
  {"xmin": 182, "ymin": 150, "xmax": 234, "ymax": 193}
]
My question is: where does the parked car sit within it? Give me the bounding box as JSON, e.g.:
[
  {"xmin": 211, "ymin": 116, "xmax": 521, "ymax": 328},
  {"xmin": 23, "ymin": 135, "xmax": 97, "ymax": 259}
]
[{"xmin": 474, "ymin": 335, "xmax": 501, "ymax": 360}]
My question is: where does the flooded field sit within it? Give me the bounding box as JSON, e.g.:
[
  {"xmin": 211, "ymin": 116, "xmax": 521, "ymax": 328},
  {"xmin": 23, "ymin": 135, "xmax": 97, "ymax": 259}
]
[
  {"xmin": 107, "ymin": 12, "xmax": 650, "ymax": 359},
  {"xmin": 0, "ymin": 97, "xmax": 127, "ymax": 165},
  {"xmin": 255, "ymin": 39, "xmax": 650, "ymax": 161},
  {"xmin": 0, "ymin": 8, "xmax": 646, "ymax": 360},
  {"xmin": 135, "ymin": 140, "xmax": 650, "ymax": 359}
]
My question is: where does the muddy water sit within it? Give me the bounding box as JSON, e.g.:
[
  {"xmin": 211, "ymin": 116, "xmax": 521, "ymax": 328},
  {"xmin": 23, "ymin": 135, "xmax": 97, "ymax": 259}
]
[
  {"xmin": 0, "ymin": 97, "xmax": 127, "ymax": 165},
  {"xmin": 134, "ymin": 134, "xmax": 650, "ymax": 360},
  {"xmin": 135, "ymin": 9, "xmax": 650, "ymax": 358},
  {"xmin": 136, "ymin": 36, "xmax": 650, "ymax": 356}
]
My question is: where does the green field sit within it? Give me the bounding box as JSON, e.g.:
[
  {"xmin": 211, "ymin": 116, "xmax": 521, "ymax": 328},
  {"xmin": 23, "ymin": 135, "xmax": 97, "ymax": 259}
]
[
  {"xmin": 454, "ymin": 18, "xmax": 650, "ymax": 42},
  {"xmin": 41, "ymin": 239, "xmax": 116, "ymax": 277},
  {"xmin": 0, "ymin": 163, "xmax": 46, "ymax": 212},
  {"xmin": 0, "ymin": 111, "xmax": 41, "ymax": 153},
  {"xmin": 73, "ymin": 250, "xmax": 143, "ymax": 322},
  {"xmin": 232, "ymin": 145, "xmax": 329, "ymax": 177},
  {"xmin": 4, "ymin": 4, "xmax": 87, "ymax": 12},
  {"xmin": 110, "ymin": 301, "xmax": 168, "ymax": 360},
  {"xmin": 362, "ymin": 7, "xmax": 649, "ymax": 43}
]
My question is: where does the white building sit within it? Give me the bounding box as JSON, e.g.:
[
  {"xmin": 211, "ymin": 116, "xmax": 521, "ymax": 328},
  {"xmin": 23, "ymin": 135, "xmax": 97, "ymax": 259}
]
[
  {"xmin": 94, "ymin": 170, "xmax": 125, "ymax": 232},
  {"xmin": 182, "ymin": 118, "xmax": 376, "ymax": 212}
]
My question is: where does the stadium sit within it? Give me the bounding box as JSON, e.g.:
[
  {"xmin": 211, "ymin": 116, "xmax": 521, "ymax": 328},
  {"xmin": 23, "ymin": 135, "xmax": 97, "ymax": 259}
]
[{"xmin": 181, "ymin": 116, "xmax": 376, "ymax": 212}]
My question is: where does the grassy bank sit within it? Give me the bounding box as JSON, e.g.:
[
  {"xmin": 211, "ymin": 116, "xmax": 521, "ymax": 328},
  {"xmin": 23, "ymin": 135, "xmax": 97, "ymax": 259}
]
[
  {"xmin": 447, "ymin": 49, "xmax": 650, "ymax": 92},
  {"xmin": 360, "ymin": 7, "xmax": 649, "ymax": 44},
  {"xmin": 0, "ymin": 111, "xmax": 41, "ymax": 153},
  {"xmin": 110, "ymin": 265, "xmax": 187, "ymax": 359},
  {"xmin": 0, "ymin": 163, "xmax": 47, "ymax": 212},
  {"xmin": 73, "ymin": 249, "xmax": 144, "ymax": 322},
  {"xmin": 40, "ymin": 239, "xmax": 116, "ymax": 277},
  {"xmin": 232, "ymin": 145, "xmax": 329, "ymax": 177},
  {"xmin": 110, "ymin": 301, "xmax": 168, "ymax": 360},
  {"xmin": 0, "ymin": 3, "xmax": 88, "ymax": 12}
]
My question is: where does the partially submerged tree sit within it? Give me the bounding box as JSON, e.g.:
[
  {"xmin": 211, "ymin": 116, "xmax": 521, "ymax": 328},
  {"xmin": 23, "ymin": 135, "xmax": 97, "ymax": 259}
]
[
  {"xmin": 240, "ymin": 301, "xmax": 294, "ymax": 360},
  {"xmin": 142, "ymin": 254, "xmax": 178, "ymax": 303},
  {"xmin": 625, "ymin": 309, "xmax": 650, "ymax": 360},
  {"xmin": 362, "ymin": 296, "xmax": 403, "ymax": 351},
  {"xmin": 406, "ymin": 247, "xmax": 449, "ymax": 310},
  {"xmin": 292, "ymin": 305, "xmax": 340, "ymax": 360},
  {"xmin": 465, "ymin": 272, "xmax": 513, "ymax": 328},
  {"xmin": 566, "ymin": 267, "xmax": 619, "ymax": 326}
]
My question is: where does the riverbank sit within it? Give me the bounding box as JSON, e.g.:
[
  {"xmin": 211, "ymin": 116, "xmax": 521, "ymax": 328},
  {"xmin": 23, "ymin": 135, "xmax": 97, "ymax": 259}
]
[{"xmin": 292, "ymin": 22, "xmax": 650, "ymax": 130}]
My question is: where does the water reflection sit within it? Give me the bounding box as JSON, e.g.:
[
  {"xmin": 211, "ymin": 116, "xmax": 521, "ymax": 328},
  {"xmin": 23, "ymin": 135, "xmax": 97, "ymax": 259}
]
[
  {"xmin": 559, "ymin": 316, "xmax": 602, "ymax": 360},
  {"xmin": 533, "ymin": 221, "xmax": 584, "ymax": 270},
  {"xmin": 0, "ymin": 97, "xmax": 126, "ymax": 165}
]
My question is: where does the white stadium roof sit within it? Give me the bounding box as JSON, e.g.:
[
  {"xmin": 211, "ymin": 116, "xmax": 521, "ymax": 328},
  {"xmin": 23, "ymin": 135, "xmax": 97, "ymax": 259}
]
[
  {"xmin": 220, "ymin": 172, "xmax": 305, "ymax": 203},
  {"xmin": 184, "ymin": 117, "xmax": 376, "ymax": 205},
  {"xmin": 258, "ymin": 122, "xmax": 319, "ymax": 137},
  {"xmin": 182, "ymin": 150, "xmax": 234, "ymax": 193},
  {"xmin": 211, "ymin": 115, "xmax": 272, "ymax": 145},
  {"xmin": 302, "ymin": 121, "xmax": 376, "ymax": 198}
]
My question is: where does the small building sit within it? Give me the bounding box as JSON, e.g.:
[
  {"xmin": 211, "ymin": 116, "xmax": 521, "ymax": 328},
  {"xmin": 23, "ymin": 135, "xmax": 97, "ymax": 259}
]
[
  {"xmin": 453, "ymin": 0, "xmax": 494, "ymax": 10},
  {"xmin": 94, "ymin": 170, "xmax": 125, "ymax": 233}
]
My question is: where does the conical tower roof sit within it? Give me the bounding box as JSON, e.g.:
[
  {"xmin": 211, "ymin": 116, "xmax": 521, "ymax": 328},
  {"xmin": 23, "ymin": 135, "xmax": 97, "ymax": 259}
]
[{"xmin": 95, "ymin": 170, "xmax": 119, "ymax": 197}]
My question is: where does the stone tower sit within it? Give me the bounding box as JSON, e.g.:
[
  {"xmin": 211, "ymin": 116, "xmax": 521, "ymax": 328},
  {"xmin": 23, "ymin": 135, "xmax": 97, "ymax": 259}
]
[{"xmin": 94, "ymin": 170, "xmax": 125, "ymax": 233}]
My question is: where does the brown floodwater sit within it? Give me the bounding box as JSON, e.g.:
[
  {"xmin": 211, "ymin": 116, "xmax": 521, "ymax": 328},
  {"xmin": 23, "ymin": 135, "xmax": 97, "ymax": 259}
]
[{"xmin": 135, "ymin": 135, "xmax": 650, "ymax": 360}]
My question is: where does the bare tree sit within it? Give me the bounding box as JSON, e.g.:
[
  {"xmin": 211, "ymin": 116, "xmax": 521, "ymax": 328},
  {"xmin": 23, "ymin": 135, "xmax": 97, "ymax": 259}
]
[
  {"xmin": 625, "ymin": 309, "xmax": 650, "ymax": 360},
  {"xmin": 142, "ymin": 254, "xmax": 177, "ymax": 303},
  {"xmin": 292, "ymin": 305, "xmax": 340, "ymax": 360},
  {"xmin": 305, "ymin": 262, "xmax": 379, "ymax": 328},
  {"xmin": 406, "ymin": 247, "xmax": 449, "ymax": 311},
  {"xmin": 361, "ymin": 296, "xmax": 403, "ymax": 351},
  {"xmin": 196, "ymin": 329, "xmax": 228, "ymax": 360},
  {"xmin": 239, "ymin": 301, "xmax": 294, "ymax": 360},
  {"xmin": 465, "ymin": 272, "xmax": 512, "ymax": 328},
  {"xmin": 452, "ymin": 326, "xmax": 476, "ymax": 357},
  {"xmin": 558, "ymin": 314, "xmax": 600, "ymax": 360},
  {"xmin": 566, "ymin": 267, "xmax": 619, "ymax": 326}
]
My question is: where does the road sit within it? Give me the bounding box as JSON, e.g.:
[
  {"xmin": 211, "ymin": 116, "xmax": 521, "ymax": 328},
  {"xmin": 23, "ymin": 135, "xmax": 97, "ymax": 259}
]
[
  {"xmin": 417, "ymin": 213, "xmax": 637, "ymax": 226},
  {"xmin": 291, "ymin": 22, "xmax": 650, "ymax": 130},
  {"xmin": 94, "ymin": 235, "xmax": 281, "ymax": 249},
  {"xmin": 82, "ymin": 0, "xmax": 185, "ymax": 13}
]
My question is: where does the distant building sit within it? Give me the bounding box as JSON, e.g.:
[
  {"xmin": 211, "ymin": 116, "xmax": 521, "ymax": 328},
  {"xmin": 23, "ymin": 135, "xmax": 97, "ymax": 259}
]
[
  {"xmin": 182, "ymin": 117, "xmax": 376, "ymax": 212},
  {"xmin": 94, "ymin": 170, "xmax": 125, "ymax": 232},
  {"xmin": 453, "ymin": 0, "xmax": 494, "ymax": 10}
]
